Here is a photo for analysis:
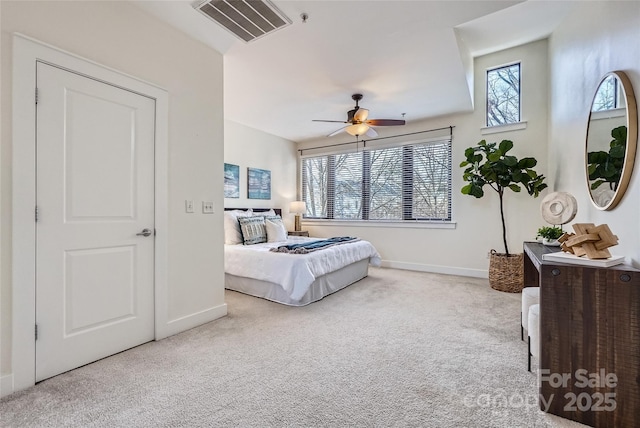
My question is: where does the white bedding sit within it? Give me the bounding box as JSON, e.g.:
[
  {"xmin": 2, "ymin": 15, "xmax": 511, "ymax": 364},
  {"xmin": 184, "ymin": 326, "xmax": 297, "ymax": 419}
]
[{"xmin": 224, "ymin": 237, "xmax": 381, "ymax": 301}]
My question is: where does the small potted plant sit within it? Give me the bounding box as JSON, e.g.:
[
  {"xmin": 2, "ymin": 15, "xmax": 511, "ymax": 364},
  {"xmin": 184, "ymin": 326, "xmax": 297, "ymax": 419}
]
[{"xmin": 536, "ymin": 226, "xmax": 564, "ymax": 246}]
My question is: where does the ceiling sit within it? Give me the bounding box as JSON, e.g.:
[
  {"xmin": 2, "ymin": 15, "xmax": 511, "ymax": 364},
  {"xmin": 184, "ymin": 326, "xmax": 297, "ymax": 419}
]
[{"xmin": 133, "ymin": 1, "xmax": 575, "ymax": 143}]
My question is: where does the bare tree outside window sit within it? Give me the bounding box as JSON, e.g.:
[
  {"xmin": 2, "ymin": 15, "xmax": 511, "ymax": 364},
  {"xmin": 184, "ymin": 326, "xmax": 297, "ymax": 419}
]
[
  {"xmin": 301, "ymin": 140, "xmax": 452, "ymax": 222},
  {"xmin": 302, "ymin": 157, "xmax": 328, "ymax": 217},
  {"xmin": 334, "ymin": 153, "xmax": 362, "ymax": 219},
  {"xmin": 412, "ymin": 144, "xmax": 451, "ymax": 219},
  {"xmin": 369, "ymin": 147, "xmax": 403, "ymax": 220},
  {"xmin": 592, "ymin": 75, "xmax": 618, "ymax": 111},
  {"xmin": 486, "ymin": 63, "xmax": 520, "ymax": 126}
]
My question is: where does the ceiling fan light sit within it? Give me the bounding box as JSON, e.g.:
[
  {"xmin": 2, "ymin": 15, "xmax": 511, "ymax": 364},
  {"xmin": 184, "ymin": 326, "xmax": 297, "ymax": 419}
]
[
  {"xmin": 346, "ymin": 123, "xmax": 369, "ymax": 136},
  {"xmin": 353, "ymin": 108, "xmax": 369, "ymax": 122}
]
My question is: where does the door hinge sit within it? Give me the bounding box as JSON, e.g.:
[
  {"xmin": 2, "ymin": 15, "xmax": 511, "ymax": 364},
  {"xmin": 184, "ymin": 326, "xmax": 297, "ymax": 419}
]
[
  {"xmin": 35, "ymin": 87, "xmax": 39, "ymax": 105},
  {"xmin": 35, "ymin": 324, "xmax": 38, "ymax": 341},
  {"xmin": 35, "ymin": 206, "xmax": 39, "ymax": 222}
]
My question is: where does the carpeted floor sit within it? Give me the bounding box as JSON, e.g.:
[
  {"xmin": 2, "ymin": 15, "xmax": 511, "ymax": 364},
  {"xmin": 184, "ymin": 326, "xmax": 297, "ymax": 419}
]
[{"xmin": 0, "ymin": 267, "xmax": 585, "ymax": 427}]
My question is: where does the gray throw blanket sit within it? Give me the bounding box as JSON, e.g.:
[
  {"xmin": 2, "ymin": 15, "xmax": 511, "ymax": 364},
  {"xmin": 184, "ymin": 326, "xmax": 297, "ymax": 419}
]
[{"xmin": 270, "ymin": 236, "xmax": 360, "ymax": 254}]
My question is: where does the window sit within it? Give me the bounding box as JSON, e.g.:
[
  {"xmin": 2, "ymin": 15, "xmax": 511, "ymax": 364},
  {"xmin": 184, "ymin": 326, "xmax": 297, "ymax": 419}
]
[
  {"xmin": 486, "ymin": 63, "xmax": 520, "ymax": 127},
  {"xmin": 591, "ymin": 74, "xmax": 620, "ymax": 112},
  {"xmin": 301, "ymin": 140, "xmax": 452, "ymax": 221}
]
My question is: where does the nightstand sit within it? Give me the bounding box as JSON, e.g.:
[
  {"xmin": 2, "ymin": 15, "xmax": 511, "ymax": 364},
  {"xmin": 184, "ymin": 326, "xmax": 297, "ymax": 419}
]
[{"xmin": 288, "ymin": 230, "xmax": 309, "ymax": 237}]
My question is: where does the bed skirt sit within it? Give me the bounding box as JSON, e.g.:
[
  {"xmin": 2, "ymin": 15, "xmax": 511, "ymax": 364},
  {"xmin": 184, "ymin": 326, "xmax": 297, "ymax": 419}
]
[{"xmin": 225, "ymin": 258, "xmax": 370, "ymax": 306}]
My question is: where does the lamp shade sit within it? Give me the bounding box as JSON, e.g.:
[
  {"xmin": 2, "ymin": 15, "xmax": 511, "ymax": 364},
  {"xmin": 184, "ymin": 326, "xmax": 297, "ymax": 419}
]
[
  {"xmin": 346, "ymin": 123, "xmax": 369, "ymax": 136},
  {"xmin": 290, "ymin": 201, "xmax": 307, "ymax": 214}
]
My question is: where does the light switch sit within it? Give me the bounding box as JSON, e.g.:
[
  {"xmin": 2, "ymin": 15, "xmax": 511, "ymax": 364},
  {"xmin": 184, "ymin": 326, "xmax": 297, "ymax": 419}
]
[
  {"xmin": 202, "ymin": 201, "xmax": 214, "ymax": 214},
  {"xmin": 185, "ymin": 200, "xmax": 194, "ymax": 213}
]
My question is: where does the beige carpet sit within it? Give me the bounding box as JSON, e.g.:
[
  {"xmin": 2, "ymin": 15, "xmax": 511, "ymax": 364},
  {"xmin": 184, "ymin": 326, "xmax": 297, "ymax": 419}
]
[{"xmin": 0, "ymin": 267, "xmax": 584, "ymax": 427}]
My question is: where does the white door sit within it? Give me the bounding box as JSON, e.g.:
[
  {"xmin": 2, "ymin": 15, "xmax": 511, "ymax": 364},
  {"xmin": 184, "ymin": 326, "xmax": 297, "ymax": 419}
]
[{"xmin": 35, "ymin": 62, "xmax": 156, "ymax": 381}]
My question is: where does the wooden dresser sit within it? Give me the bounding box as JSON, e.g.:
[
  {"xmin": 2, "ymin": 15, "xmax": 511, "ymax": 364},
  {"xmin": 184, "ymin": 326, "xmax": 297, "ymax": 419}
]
[{"xmin": 523, "ymin": 242, "xmax": 640, "ymax": 427}]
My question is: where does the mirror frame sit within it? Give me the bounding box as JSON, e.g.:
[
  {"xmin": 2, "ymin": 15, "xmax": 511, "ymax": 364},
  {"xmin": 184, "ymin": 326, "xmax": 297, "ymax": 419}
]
[{"xmin": 585, "ymin": 71, "xmax": 638, "ymax": 210}]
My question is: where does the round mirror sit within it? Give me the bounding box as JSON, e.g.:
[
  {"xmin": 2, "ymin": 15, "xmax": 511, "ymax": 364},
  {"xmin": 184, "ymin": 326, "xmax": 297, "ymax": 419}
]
[{"xmin": 585, "ymin": 71, "xmax": 637, "ymax": 210}]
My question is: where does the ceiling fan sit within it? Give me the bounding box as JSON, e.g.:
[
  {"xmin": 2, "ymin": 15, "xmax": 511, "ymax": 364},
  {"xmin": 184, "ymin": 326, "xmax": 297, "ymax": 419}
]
[{"xmin": 313, "ymin": 94, "xmax": 406, "ymax": 138}]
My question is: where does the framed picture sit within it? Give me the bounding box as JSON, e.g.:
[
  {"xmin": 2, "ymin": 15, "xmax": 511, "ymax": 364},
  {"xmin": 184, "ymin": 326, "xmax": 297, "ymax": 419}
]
[
  {"xmin": 224, "ymin": 163, "xmax": 240, "ymax": 198},
  {"xmin": 247, "ymin": 167, "xmax": 271, "ymax": 200}
]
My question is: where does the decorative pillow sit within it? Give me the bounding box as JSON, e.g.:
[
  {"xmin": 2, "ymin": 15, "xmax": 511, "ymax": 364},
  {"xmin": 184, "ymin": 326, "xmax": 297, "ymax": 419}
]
[
  {"xmin": 238, "ymin": 216, "xmax": 267, "ymax": 245},
  {"xmin": 266, "ymin": 217, "xmax": 287, "ymax": 242},
  {"xmin": 224, "ymin": 209, "xmax": 252, "ymax": 245}
]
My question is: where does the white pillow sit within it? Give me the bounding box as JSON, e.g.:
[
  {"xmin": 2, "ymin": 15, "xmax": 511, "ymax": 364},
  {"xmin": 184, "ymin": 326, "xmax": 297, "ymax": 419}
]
[
  {"xmin": 266, "ymin": 218, "xmax": 287, "ymax": 242},
  {"xmin": 224, "ymin": 209, "xmax": 252, "ymax": 245}
]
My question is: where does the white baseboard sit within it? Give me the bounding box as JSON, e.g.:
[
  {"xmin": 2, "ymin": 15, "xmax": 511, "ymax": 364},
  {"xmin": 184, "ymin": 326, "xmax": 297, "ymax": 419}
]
[
  {"xmin": 1, "ymin": 373, "xmax": 14, "ymax": 398},
  {"xmin": 163, "ymin": 303, "xmax": 228, "ymax": 338},
  {"xmin": 380, "ymin": 260, "xmax": 488, "ymax": 279}
]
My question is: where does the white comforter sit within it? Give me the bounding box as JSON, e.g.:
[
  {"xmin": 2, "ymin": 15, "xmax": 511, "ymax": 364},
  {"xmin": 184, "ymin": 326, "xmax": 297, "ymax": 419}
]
[{"xmin": 224, "ymin": 237, "xmax": 381, "ymax": 301}]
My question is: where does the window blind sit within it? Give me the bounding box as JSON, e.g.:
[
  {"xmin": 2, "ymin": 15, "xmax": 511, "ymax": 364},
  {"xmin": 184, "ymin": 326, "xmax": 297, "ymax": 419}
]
[{"xmin": 301, "ymin": 139, "xmax": 452, "ymax": 221}]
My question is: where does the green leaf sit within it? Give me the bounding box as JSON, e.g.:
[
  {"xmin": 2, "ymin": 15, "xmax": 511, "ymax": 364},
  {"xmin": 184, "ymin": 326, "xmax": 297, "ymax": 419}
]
[
  {"xmin": 470, "ymin": 185, "xmax": 484, "ymax": 198},
  {"xmin": 609, "ymin": 145, "xmax": 625, "ymax": 158},
  {"xmin": 611, "ymin": 125, "xmax": 627, "ymax": 142},
  {"xmin": 508, "ymin": 184, "xmax": 521, "ymax": 192},
  {"xmin": 462, "ymin": 183, "xmax": 484, "ymax": 198},
  {"xmin": 499, "ymin": 140, "xmax": 514, "ymax": 154},
  {"xmin": 517, "ymin": 157, "xmax": 537, "ymax": 169},
  {"xmin": 464, "ymin": 147, "xmax": 476, "ymax": 159},
  {"xmin": 591, "ymin": 180, "xmax": 605, "ymax": 190},
  {"xmin": 503, "ymin": 156, "xmax": 518, "ymax": 167},
  {"xmin": 587, "ymin": 151, "xmax": 608, "ymax": 163},
  {"xmin": 488, "ymin": 152, "xmax": 502, "ymax": 162}
]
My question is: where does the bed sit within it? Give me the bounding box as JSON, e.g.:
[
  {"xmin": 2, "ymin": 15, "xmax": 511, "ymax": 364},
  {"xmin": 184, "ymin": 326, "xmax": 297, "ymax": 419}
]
[{"xmin": 224, "ymin": 208, "xmax": 381, "ymax": 306}]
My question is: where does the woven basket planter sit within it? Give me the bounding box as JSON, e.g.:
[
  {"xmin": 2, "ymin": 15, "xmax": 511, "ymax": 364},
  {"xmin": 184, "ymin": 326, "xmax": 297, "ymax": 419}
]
[{"xmin": 489, "ymin": 250, "xmax": 524, "ymax": 293}]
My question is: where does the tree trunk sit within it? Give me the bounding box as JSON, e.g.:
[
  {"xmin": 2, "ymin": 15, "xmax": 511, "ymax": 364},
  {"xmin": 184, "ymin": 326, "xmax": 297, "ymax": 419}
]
[{"xmin": 498, "ymin": 188, "xmax": 509, "ymax": 256}]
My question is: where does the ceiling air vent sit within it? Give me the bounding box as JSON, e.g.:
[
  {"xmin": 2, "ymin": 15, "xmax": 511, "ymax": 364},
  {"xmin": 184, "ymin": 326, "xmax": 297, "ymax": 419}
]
[{"xmin": 195, "ymin": 0, "xmax": 292, "ymax": 43}]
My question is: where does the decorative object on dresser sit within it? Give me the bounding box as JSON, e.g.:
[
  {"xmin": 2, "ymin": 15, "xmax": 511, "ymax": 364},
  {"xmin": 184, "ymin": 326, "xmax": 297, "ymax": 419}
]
[
  {"xmin": 460, "ymin": 139, "xmax": 547, "ymax": 292},
  {"xmin": 539, "ymin": 191, "xmax": 578, "ymax": 225},
  {"xmin": 558, "ymin": 222, "xmax": 619, "ymax": 257},
  {"xmin": 289, "ymin": 200, "xmax": 307, "ymax": 231},
  {"xmin": 536, "ymin": 191, "xmax": 578, "ymax": 246},
  {"xmin": 543, "ymin": 222, "xmax": 624, "ymax": 267},
  {"xmin": 535, "ymin": 226, "xmax": 563, "ymax": 246},
  {"xmin": 523, "ymin": 241, "xmax": 640, "ymax": 427}
]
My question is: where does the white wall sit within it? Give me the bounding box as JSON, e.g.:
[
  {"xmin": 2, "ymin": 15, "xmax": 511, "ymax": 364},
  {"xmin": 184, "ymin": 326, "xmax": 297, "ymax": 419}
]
[
  {"xmin": 548, "ymin": 2, "xmax": 640, "ymax": 267},
  {"xmin": 224, "ymin": 120, "xmax": 298, "ymax": 230},
  {"xmin": 1, "ymin": 1, "xmax": 225, "ymax": 393},
  {"xmin": 298, "ymin": 39, "xmax": 550, "ymax": 277}
]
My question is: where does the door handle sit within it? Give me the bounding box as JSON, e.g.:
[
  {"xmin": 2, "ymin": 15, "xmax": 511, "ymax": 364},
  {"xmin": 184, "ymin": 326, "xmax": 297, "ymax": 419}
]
[{"xmin": 136, "ymin": 228, "xmax": 153, "ymax": 237}]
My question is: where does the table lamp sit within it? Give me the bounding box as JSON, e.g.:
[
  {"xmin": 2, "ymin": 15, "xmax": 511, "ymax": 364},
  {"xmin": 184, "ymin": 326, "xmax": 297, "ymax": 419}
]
[{"xmin": 290, "ymin": 201, "xmax": 307, "ymax": 232}]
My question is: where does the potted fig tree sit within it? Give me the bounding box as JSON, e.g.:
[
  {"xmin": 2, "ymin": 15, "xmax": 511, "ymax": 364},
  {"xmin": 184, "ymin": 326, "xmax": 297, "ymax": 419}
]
[{"xmin": 461, "ymin": 139, "xmax": 547, "ymax": 292}]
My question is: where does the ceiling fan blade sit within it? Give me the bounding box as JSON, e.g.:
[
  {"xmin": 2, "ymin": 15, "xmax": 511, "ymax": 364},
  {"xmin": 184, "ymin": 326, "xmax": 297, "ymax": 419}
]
[
  {"xmin": 353, "ymin": 108, "xmax": 369, "ymax": 122},
  {"xmin": 365, "ymin": 127, "xmax": 378, "ymax": 138},
  {"xmin": 366, "ymin": 119, "xmax": 406, "ymax": 126},
  {"xmin": 328, "ymin": 126, "xmax": 347, "ymax": 137},
  {"xmin": 313, "ymin": 120, "xmax": 348, "ymax": 124}
]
